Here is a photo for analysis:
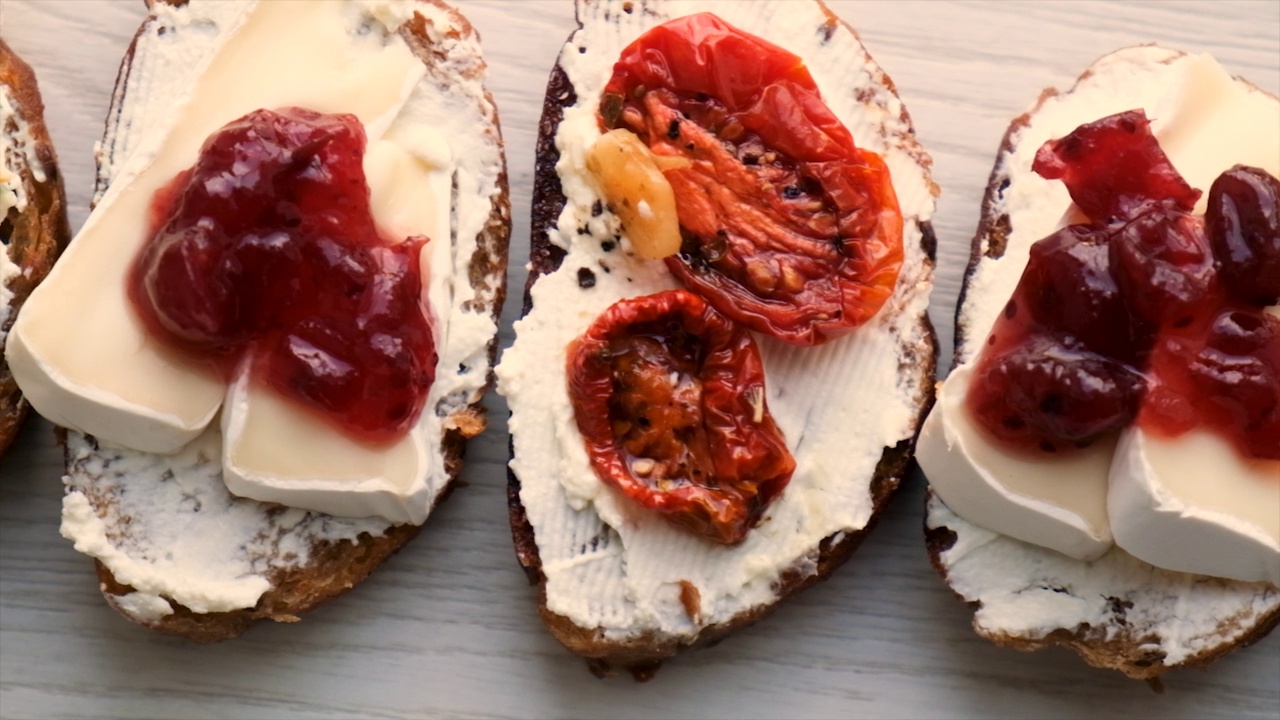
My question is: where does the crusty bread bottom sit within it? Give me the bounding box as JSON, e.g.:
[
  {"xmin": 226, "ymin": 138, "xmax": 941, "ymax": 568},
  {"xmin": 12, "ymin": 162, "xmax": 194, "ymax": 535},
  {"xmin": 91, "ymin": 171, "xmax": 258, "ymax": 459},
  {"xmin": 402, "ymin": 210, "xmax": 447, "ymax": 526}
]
[
  {"xmin": 508, "ymin": 3, "xmax": 939, "ymax": 678},
  {"xmin": 926, "ymin": 492, "xmax": 1280, "ymax": 681},
  {"xmin": 933, "ymin": 45, "xmax": 1280, "ymax": 679},
  {"xmin": 512, "ymin": 437, "xmax": 922, "ymax": 678},
  {"xmin": 0, "ymin": 40, "xmax": 71, "ymax": 457},
  {"xmin": 63, "ymin": 0, "xmax": 509, "ymax": 641}
]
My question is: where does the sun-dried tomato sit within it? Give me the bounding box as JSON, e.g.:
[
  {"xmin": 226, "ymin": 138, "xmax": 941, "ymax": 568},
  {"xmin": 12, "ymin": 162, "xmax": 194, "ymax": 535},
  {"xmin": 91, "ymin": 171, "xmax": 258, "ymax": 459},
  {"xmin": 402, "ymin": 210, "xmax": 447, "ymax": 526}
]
[
  {"xmin": 566, "ymin": 290, "xmax": 795, "ymax": 544},
  {"xmin": 599, "ymin": 13, "xmax": 903, "ymax": 345}
]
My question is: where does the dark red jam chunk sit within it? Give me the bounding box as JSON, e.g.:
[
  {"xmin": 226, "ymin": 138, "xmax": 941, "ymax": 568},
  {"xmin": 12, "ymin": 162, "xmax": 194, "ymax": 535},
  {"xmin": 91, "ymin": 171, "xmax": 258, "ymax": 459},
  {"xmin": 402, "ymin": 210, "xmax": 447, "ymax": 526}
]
[
  {"xmin": 1206, "ymin": 165, "xmax": 1280, "ymax": 307},
  {"xmin": 130, "ymin": 107, "xmax": 436, "ymax": 444},
  {"xmin": 1142, "ymin": 309, "xmax": 1280, "ymax": 459},
  {"xmin": 1019, "ymin": 224, "xmax": 1134, "ymax": 360},
  {"xmin": 1032, "ymin": 110, "xmax": 1200, "ymax": 224},
  {"xmin": 969, "ymin": 110, "xmax": 1279, "ymax": 460},
  {"xmin": 1109, "ymin": 201, "xmax": 1221, "ymax": 330},
  {"xmin": 969, "ymin": 333, "xmax": 1145, "ymax": 452}
]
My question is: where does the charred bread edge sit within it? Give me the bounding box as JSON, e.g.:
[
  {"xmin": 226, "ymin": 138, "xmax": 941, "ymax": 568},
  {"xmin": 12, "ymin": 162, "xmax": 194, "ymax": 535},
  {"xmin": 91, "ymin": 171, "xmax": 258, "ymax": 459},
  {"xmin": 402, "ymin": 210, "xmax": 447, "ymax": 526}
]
[
  {"xmin": 0, "ymin": 39, "xmax": 71, "ymax": 456},
  {"xmin": 929, "ymin": 46, "xmax": 1280, "ymax": 680},
  {"xmin": 66, "ymin": 0, "xmax": 510, "ymax": 643},
  {"xmin": 508, "ymin": 8, "xmax": 939, "ymax": 678}
]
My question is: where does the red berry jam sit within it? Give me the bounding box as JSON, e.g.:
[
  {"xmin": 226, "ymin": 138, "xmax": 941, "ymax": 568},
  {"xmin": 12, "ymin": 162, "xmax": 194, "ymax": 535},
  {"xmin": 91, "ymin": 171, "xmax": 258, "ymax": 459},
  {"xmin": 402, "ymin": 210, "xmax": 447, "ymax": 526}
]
[
  {"xmin": 130, "ymin": 107, "xmax": 437, "ymax": 445},
  {"xmin": 968, "ymin": 110, "xmax": 1280, "ymax": 460},
  {"xmin": 1032, "ymin": 110, "xmax": 1200, "ymax": 223}
]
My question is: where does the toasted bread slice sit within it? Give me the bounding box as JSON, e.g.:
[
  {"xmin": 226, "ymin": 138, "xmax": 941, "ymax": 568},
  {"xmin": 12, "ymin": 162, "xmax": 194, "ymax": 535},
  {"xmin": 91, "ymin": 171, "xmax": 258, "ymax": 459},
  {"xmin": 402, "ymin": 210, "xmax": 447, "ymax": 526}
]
[
  {"xmin": 926, "ymin": 45, "xmax": 1280, "ymax": 679},
  {"xmin": 503, "ymin": 0, "xmax": 938, "ymax": 677},
  {"xmin": 53, "ymin": 0, "xmax": 509, "ymax": 641},
  {"xmin": 1, "ymin": 40, "xmax": 70, "ymax": 457}
]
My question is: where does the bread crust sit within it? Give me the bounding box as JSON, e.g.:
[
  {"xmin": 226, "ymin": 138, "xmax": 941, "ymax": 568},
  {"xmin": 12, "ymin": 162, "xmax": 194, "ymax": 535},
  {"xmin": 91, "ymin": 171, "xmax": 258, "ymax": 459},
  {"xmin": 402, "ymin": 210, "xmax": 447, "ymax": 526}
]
[
  {"xmin": 928, "ymin": 46, "xmax": 1280, "ymax": 679},
  {"xmin": 508, "ymin": 1, "xmax": 938, "ymax": 678},
  {"xmin": 67, "ymin": 0, "xmax": 509, "ymax": 641},
  {"xmin": 0, "ymin": 39, "xmax": 71, "ymax": 457}
]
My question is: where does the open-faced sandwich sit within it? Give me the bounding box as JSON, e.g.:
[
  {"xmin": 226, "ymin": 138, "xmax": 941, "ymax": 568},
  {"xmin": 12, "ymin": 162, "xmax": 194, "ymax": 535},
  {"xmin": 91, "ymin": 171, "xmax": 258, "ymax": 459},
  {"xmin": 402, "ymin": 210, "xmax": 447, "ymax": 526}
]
[
  {"xmin": 917, "ymin": 45, "xmax": 1279, "ymax": 679},
  {"xmin": 1, "ymin": 39, "xmax": 70, "ymax": 458},
  {"xmin": 4, "ymin": 0, "xmax": 509, "ymax": 640},
  {"xmin": 501, "ymin": 0, "xmax": 938, "ymax": 677}
]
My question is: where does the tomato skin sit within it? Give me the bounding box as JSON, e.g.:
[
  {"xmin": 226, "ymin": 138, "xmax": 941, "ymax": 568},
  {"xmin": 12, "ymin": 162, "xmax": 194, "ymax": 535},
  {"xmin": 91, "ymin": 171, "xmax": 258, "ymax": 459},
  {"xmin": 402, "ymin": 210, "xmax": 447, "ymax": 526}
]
[
  {"xmin": 566, "ymin": 290, "xmax": 795, "ymax": 544},
  {"xmin": 601, "ymin": 13, "xmax": 904, "ymax": 345}
]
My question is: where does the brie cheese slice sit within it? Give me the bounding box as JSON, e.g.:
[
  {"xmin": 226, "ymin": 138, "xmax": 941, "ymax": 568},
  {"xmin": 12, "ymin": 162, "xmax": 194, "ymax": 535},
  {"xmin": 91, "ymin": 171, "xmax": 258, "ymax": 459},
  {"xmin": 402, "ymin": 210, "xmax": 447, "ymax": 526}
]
[
  {"xmin": 220, "ymin": 118, "xmax": 452, "ymax": 522},
  {"xmin": 6, "ymin": 0, "xmax": 426, "ymax": 454},
  {"xmin": 917, "ymin": 364, "xmax": 1114, "ymax": 561},
  {"xmin": 1109, "ymin": 427, "xmax": 1280, "ymax": 584}
]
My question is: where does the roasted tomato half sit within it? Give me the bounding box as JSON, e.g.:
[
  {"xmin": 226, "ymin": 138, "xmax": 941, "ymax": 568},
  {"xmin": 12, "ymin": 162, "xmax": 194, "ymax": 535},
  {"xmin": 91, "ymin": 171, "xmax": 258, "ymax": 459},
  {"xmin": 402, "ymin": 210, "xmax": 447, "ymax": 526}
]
[
  {"xmin": 599, "ymin": 13, "xmax": 904, "ymax": 346},
  {"xmin": 566, "ymin": 290, "xmax": 796, "ymax": 544}
]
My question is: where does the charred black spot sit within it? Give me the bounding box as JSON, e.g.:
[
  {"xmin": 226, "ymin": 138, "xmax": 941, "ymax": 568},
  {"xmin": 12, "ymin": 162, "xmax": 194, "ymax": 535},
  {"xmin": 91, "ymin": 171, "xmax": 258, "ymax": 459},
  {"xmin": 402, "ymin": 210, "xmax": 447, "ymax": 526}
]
[
  {"xmin": 782, "ymin": 185, "xmax": 802, "ymax": 199},
  {"xmin": 591, "ymin": 200, "xmax": 604, "ymax": 217},
  {"xmin": 1040, "ymin": 394, "xmax": 1064, "ymax": 416},
  {"xmin": 819, "ymin": 21, "xmax": 837, "ymax": 44},
  {"xmin": 601, "ymin": 93, "xmax": 624, "ymax": 129},
  {"xmin": 667, "ymin": 119, "xmax": 681, "ymax": 140},
  {"xmin": 601, "ymin": 239, "xmax": 616, "ymax": 252},
  {"xmin": 577, "ymin": 267, "xmax": 597, "ymax": 289}
]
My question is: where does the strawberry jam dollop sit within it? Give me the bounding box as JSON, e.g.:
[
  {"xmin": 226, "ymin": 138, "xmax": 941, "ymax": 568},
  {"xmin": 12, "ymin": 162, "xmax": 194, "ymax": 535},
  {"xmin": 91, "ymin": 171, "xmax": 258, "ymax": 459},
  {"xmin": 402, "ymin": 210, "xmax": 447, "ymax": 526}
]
[
  {"xmin": 130, "ymin": 107, "xmax": 436, "ymax": 444},
  {"xmin": 968, "ymin": 110, "xmax": 1280, "ymax": 460}
]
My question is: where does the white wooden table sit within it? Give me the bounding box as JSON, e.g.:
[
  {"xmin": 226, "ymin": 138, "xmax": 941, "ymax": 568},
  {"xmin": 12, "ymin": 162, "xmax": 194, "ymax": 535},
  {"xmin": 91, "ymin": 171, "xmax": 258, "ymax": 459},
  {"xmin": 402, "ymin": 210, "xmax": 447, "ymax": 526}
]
[{"xmin": 2, "ymin": 1, "xmax": 1278, "ymax": 717}]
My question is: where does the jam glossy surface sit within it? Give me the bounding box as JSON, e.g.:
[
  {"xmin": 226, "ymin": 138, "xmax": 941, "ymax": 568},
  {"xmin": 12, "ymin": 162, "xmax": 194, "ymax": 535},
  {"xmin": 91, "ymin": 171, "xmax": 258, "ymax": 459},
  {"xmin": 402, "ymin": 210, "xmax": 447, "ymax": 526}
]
[
  {"xmin": 969, "ymin": 111, "xmax": 1280, "ymax": 460},
  {"xmin": 130, "ymin": 107, "xmax": 436, "ymax": 444}
]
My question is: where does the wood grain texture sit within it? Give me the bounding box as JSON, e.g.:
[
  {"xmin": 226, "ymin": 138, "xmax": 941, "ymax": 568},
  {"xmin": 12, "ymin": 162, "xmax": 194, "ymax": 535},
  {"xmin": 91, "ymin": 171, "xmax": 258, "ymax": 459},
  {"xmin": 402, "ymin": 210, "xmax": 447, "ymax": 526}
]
[{"xmin": 1, "ymin": 1, "xmax": 1277, "ymax": 718}]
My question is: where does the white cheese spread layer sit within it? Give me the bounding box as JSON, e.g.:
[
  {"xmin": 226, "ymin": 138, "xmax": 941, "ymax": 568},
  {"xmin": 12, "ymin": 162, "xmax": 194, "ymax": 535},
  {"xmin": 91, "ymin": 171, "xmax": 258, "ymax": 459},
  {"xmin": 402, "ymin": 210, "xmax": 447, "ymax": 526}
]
[
  {"xmin": 928, "ymin": 495, "xmax": 1280, "ymax": 667},
  {"xmin": 500, "ymin": 0, "xmax": 937, "ymax": 640}
]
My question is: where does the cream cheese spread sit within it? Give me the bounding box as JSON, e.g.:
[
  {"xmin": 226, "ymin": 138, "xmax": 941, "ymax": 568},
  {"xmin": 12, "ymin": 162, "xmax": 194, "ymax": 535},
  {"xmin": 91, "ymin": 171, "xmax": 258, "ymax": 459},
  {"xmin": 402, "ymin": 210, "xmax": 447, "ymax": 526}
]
[
  {"xmin": 927, "ymin": 494, "xmax": 1280, "ymax": 668},
  {"xmin": 499, "ymin": 0, "xmax": 937, "ymax": 640},
  {"xmin": 921, "ymin": 49, "xmax": 1280, "ymax": 589},
  {"xmin": 52, "ymin": 0, "xmax": 504, "ymax": 613}
]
